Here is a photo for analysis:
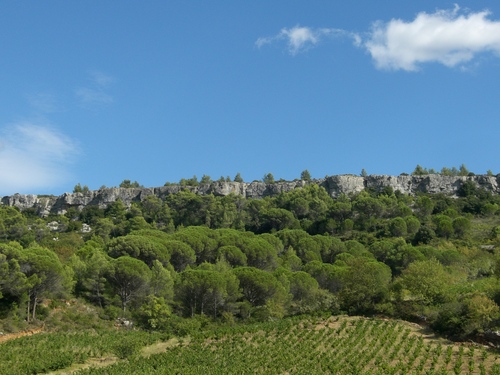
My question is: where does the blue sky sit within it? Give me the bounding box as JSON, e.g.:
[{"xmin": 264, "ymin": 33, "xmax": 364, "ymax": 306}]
[{"xmin": 1, "ymin": 1, "xmax": 500, "ymax": 196}]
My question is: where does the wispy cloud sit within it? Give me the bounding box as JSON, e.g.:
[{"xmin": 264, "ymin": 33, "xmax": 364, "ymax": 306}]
[
  {"xmin": 75, "ymin": 88, "xmax": 114, "ymax": 105},
  {"xmin": 76, "ymin": 71, "xmax": 115, "ymax": 106},
  {"xmin": 27, "ymin": 92, "xmax": 59, "ymax": 114},
  {"xmin": 90, "ymin": 71, "xmax": 114, "ymax": 87},
  {"xmin": 256, "ymin": 26, "xmax": 360, "ymax": 55},
  {"xmin": 0, "ymin": 122, "xmax": 79, "ymax": 195},
  {"xmin": 365, "ymin": 6, "xmax": 500, "ymax": 71},
  {"xmin": 257, "ymin": 6, "xmax": 500, "ymax": 71}
]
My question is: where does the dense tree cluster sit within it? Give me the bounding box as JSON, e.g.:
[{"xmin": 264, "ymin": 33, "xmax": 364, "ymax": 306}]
[
  {"xmin": 2, "ymin": 177, "xmax": 500, "ymax": 340},
  {"xmin": 410, "ymin": 163, "xmax": 494, "ymax": 177}
]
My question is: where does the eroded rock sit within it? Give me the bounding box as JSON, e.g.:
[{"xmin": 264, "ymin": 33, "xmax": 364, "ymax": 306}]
[{"xmin": 2, "ymin": 175, "xmax": 499, "ymax": 216}]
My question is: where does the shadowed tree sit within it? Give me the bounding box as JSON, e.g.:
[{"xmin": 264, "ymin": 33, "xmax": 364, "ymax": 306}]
[
  {"xmin": 233, "ymin": 267, "xmax": 288, "ymax": 310},
  {"xmin": 0, "ymin": 243, "xmax": 28, "ymax": 307},
  {"xmin": 72, "ymin": 241, "xmax": 112, "ymax": 307},
  {"xmin": 217, "ymin": 245, "xmax": 248, "ymax": 267},
  {"xmin": 108, "ymin": 256, "xmax": 151, "ymax": 312},
  {"xmin": 389, "ymin": 217, "xmax": 407, "ymax": 237},
  {"xmin": 165, "ymin": 240, "xmax": 196, "ymax": 272},
  {"xmin": 175, "ymin": 269, "xmax": 240, "ymax": 318},
  {"xmin": 107, "ymin": 234, "xmax": 171, "ymax": 267},
  {"xmin": 5, "ymin": 244, "xmax": 69, "ymax": 321},
  {"xmin": 150, "ymin": 260, "xmax": 174, "ymax": 302}
]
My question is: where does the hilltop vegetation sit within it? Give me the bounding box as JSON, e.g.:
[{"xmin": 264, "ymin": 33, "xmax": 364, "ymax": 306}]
[{"xmin": 2, "ymin": 169, "xmax": 500, "ymax": 348}]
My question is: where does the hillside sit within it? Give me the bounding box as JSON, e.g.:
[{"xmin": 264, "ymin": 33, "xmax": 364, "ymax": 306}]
[{"xmin": 2, "ymin": 171, "xmax": 500, "ymax": 374}]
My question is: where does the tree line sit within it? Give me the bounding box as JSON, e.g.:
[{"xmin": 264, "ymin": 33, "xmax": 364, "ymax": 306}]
[{"xmin": 73, "ymin": 165, "xmax": 497, "ymax": 193}]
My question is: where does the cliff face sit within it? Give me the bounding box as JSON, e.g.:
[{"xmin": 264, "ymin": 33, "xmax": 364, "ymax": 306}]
[{"xmin": 2, "ymin": 175, "xmax": 499, "ymax": 216}]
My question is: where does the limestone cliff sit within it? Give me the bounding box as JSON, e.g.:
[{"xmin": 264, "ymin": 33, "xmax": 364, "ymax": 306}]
[{"xmin": 1, "ymin": 174, "xmax": 499, "ymax": 216}]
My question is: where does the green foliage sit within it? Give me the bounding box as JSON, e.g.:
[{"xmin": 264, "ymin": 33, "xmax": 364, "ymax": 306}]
[
  {"xmin": 72, "ymin": 243, "xmax": 112, "ymax": 307},
  {"xmin": 300, "ymin": 169, "xmax": 311, "ymax": 181},
  {"xmin": 452, "ymin": 216, "xmax": 471, "ymax": 239},
  {"xmin": 388, "ymin": 217, "xmax": 407, "ymax": 237},
  {"xmin": 164, "ymin": 240, "xmax": 196, "ymax": 271},
  {"xmin": 352, "ymin": 194, "xmax": 384, "ymax": 230},
  {"xmin": 233, "ymin": 172, "xmax": 243, "ymax": 182},
  {"xmin": 200, "ymin": 174, "xmax": 212, "ymax": 184},
  {"xmin": 233, "ymin": 267, "xmax": 287, "ymax": 310},
  {"xmin": 370, "ymin": 240, "xmax": 424, "ymax": 276},
  {"xmin": 139, "ymin": 196, "xmax": 171, "ymax": 225},
  {"xmin": 338, "ymin": 257, "xmax": 392, "ymax": 314},
  {"xmin": 238, "ymin": 236, "xmax": 279, "ymax": 270},
  {"xmin": 166, "ymin": 190, "xmax": 210, "ymax": 227},
  {"xmin": 411, "ymin": 164, "xmax": 473, "ymax": 177},
  {"xmin": 433, "ymin": 214, "xmax": 454, "ymax": 239},
  {"xmin": 107, "ymin": 234, "xmax": 171, "ymax": 267},
  {"xmin": 179, "ymin": 175, "xmax": 199, "ymax": 186},
  {"xmin": 109, "ymin": 256, "xmax": 151, "ymax": 311},
  {"xmin": 18, "ymin": 244, "xmax": 68, "ymax": 321},
  {"xmin": 262, "ymin": 173, "xmax": 275, "ymax": 184},
  {"xmin": 458, "ymin": 180, "xmax": 477, "ymax": 198},
  {"xmin": 432, "ymin": 293, "xmax": 500, "ymax": 338},
  {"xmin": 112, "ymin": 337, "xmax": 143, "ymax": 359},
  {"xmin": 459, "ymin": 163, "xmax": 470, "ymax": 176},
  {"xmin": 175, "ymin": 268, "xmax": 240, "ymax": 318},
  {"xmin": 284, "ymin": 270, "xmax": 329, "ymax": 314},
  {"xmin": 171, "ymin": 226, "xmax": 218, "ymax": 263},
  {"xmin": 259, "ymin": 208, "xmax": 300, "ymax": 233},
  {"xmin": 135, "ymin": 295, "xmax": 172, "ymax": 330},
  {"xmin": 150, "ymin": 260, "xmax": 174, "ymax": 302},
  {"xmin": 217, "ymin": 245, "xmax": 247, "ymax": 267},
  {"xmin": 73, "ymin": 183, "xmax": 89, "ymax": 193},
  {"xmin": 412, "ymin": 164, "xmax": 429, "ymax": 175},
  {"xmin": 80, "ymin": 205, "xmax": 105, "ymax": 225},
  {"xmin": 119, "ymin": 180, "xmax": 142, "ymax": 188},
  {"xmin": 397, "ymin": 258, "xmax": 452, "ymax": 307},
  {"xmin": 0, "ymin": 206, "xmax": 28, "ymax": 242}
]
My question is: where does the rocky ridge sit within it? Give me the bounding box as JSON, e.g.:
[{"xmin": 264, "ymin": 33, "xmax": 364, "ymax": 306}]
[{"xmin": 2, "ymin": 174, "xmax": 499, "ymax": 217}]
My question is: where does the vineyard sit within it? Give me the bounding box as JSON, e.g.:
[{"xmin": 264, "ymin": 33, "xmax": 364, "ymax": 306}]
[
  {"xmin": 0, "ymin": 329, "xmax": 167, "ymax": 375},
  {"xmin": 3, "ymin": 316, "xmax": 500, "ymax": 375}
]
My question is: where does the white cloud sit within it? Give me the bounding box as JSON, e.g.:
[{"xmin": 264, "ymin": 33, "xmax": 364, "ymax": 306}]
[
  {"xmin": 280, "ymin": 27, "xmax": 318, "ymax": 55},
  {"xmin": 76, "ymin": 71, "xmax": 115, "ymax": 106},
  {"xmin": 0, "ymin": 123, "xmax": 79, "ymax": 195},
  {"xmin": 258, "ymin": 6, "xmax": 500, "ymax": 71},
  {"xmin": 256, "ymin": 26, "xmax": 359, "ymax": 55},
  {"xmin": 365, "ymin": 6, "xmax": 500, "ymax": 71}
]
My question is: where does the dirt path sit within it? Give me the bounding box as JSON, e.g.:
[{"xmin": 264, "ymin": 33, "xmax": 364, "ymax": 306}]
[
  {"xmin": 46, "ymin": 338, "xmax": 181, "ymax": 375},
  {"xmin": 0, "ymin": 325, "xmax": 45, "ymax": 344}
]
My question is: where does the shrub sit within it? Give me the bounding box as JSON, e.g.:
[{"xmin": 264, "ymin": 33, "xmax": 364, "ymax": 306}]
[{"xmin": 112, "ymin": 338, "xmax": 142, "ymax": 359}]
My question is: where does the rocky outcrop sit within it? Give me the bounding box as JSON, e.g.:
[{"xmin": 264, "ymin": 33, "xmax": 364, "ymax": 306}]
[{"xmin": 2, "ymin": 175, "xmax": 499, "ymax": 216}]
